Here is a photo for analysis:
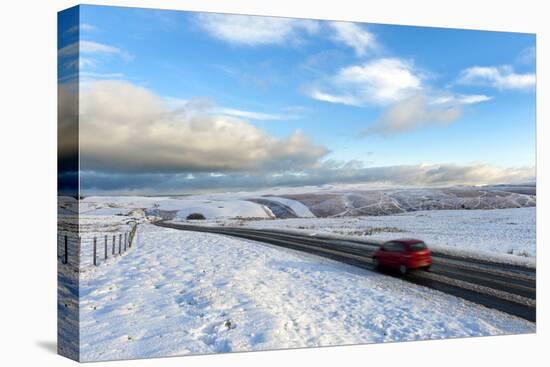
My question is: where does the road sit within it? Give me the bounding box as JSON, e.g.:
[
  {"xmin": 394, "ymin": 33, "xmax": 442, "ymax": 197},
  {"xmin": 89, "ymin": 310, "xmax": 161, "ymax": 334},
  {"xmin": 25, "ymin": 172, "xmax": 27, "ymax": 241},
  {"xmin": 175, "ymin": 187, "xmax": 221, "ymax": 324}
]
[{"xmin": 154, "ymin": 222, "xmax": 536, "ymax": 322}]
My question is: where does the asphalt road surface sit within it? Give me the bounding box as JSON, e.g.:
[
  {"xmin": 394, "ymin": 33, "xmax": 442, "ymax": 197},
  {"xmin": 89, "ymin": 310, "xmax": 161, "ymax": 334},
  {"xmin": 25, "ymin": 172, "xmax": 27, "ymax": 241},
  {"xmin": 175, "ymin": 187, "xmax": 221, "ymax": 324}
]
[{"xmin": 154, "ymin": 222, "xmax": 536, "ymax": 322}]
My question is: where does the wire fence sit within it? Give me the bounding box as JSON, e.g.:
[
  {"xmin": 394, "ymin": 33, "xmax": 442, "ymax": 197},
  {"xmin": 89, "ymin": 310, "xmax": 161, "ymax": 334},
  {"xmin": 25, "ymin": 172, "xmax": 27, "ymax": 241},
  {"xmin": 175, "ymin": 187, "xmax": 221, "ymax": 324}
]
[{"xmin": 57, "ymin": 223, "xmax": 138, "ymax": 270}]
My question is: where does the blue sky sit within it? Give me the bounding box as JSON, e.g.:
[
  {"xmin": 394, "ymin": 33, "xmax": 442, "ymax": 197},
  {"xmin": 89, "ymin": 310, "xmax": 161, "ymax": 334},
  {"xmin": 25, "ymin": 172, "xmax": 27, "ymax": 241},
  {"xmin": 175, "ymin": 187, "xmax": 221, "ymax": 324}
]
[{"xmin": 58, "ymin": 5, "xmax": 536, "ymax": 194}]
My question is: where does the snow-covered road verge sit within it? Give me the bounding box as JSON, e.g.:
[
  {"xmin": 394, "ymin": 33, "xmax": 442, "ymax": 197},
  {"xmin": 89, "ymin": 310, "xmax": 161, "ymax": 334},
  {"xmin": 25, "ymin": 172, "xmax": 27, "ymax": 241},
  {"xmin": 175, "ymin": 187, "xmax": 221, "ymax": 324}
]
[
  {"xmin": 77, "ymin": 223, "xmax": 534, "ymax": 361},
  {"xmin": 189, "ymin": 207, "xmax": 536, "ymax": 263}
]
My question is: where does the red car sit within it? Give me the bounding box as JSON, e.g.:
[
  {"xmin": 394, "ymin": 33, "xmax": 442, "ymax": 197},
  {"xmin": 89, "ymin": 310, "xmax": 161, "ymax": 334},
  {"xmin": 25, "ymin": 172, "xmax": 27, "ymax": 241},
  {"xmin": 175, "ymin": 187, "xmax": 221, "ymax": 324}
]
[{"xmin": 372, "ymin": 239, "xmax": 432, "ymax": 274}]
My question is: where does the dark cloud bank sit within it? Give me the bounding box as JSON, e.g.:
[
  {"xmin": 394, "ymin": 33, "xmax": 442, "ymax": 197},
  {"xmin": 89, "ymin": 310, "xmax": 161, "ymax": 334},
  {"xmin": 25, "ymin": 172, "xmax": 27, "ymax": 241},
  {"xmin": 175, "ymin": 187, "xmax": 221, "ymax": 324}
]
[{"xmin": 59, "ymin": 81, "xmax": 534, "ymax": 195}]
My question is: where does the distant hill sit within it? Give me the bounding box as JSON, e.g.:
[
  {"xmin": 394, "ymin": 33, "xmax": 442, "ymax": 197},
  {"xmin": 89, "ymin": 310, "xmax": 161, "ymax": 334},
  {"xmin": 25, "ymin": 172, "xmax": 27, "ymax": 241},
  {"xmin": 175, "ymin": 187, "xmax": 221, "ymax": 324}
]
[{"xmin": 273, "ymin": 184, "xmax": 536, "ymax": 218}]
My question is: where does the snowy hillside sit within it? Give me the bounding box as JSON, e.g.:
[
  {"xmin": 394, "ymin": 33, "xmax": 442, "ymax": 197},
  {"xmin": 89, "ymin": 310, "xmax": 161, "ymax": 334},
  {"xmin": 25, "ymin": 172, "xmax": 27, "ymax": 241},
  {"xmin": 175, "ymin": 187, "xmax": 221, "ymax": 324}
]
[
  {"xmin": 75, "ymin": 184, "xmax": 535, "ymax": 221},
  {"xmin": 73, "ymin": 184, "xmax": 536, "ymax": 261},
  {"xmin": 75, "ymin": 224, "xmax": 534, "ymax": 361},
  {"xmin": 79, "ymin": 196, "xmax": 275, "ymax": 220},
  {"xmin": 281, "ymin": 185, "xmax": 535, "ymax": 217}
]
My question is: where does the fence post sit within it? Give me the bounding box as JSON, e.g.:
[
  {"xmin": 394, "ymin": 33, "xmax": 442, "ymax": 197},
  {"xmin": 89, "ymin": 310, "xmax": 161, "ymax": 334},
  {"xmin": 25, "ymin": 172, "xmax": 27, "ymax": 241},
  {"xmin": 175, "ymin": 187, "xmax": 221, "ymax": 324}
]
[
  {"xmin": 129, "ymin": 227, "xmax": 133, "ymax": 248},
  {"xmin": 112, "ymin": 235, "xmax": 116, "ymax": 255},
  {"xmin": 124, "ymin": 233, "xmax": 127, "ymax": 252},
  {"xmin": 119, "ymin": 234, "xmax": 122, "ymax": 255},
  {"xmin": 93, "ymin": 237, "xmax": 97, "ymax": 266},
  {"xmin": 63, "ymin": 235, "xmax": 68, "ymax": 264},
  {"xmin": 130, "ymin": 224, "xmax": 137, "ymax": 248},
  {"xmin": 104, "ymin": 235, "xmax": 108, "ymax": 260}
]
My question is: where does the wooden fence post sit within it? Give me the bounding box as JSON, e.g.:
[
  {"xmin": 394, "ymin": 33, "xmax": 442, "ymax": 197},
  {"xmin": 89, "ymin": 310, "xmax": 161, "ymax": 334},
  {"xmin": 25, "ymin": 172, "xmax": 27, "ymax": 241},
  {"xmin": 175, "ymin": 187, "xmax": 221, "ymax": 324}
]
[
  {"xmin": 119, "ymin": 234, "xmax": 122, "ymax": 255},
  {"xmin": 93, "ymin": 237, "xmax": 97, "ymax": 266},
  {"xmin": 63, "ymin": 235, "xmax": 68, "ymax": 264},
  {"xmin": 112, "ymin": 235, "xmax": 116, "ymax": 255},
  {"xmin": 130, "ymin": 224, "xmax": 137, "ymax": 248},
  {"xmin": 129, "ymin": 226, "xmax": 133, "ymax": 248},
  {"xmin": 124, "ymin": 233, "xmax": 127, "ymax": 252},
  {"xmin": 104, "ymin": 235, "xmax": 108, "ymax": 260}
]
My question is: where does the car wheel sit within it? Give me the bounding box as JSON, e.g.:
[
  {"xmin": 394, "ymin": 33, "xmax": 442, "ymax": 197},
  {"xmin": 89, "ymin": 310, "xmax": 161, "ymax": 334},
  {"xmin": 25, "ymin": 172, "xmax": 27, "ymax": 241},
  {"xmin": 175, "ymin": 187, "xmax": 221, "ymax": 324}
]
[
  {"xmin": 372, "ymin": 257, "xmax": 379, "ymax": 269},
  {"xmin": 399, "ymin": 264, "xmax": 407, "ymax": 275}
]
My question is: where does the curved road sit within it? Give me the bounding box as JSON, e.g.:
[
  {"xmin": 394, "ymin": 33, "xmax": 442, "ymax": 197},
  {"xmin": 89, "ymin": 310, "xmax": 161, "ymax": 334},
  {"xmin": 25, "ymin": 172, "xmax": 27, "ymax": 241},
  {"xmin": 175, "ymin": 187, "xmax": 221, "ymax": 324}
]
[{"xmin": 154, "ymin": 222, "xmax": 536, "ymax": 322}]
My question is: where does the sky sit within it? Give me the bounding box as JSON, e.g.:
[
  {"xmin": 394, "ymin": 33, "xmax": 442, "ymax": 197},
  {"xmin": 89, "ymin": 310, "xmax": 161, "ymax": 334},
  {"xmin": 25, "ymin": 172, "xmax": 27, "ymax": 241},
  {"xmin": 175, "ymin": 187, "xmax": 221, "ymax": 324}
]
[{"xmin": 58, "ymin": 5, "xmax": 536, "ymax": 195}]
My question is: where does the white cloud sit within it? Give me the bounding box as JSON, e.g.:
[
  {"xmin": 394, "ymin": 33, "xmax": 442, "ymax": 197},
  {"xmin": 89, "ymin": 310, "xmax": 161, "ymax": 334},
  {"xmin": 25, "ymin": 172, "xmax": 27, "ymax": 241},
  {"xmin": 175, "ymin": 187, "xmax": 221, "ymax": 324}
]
[
  {"xmin": 80, "ymin": 24, "xmax": 97, "ymax": 32},
  {"xmin": 218, "ymin": 108, "xmax": 298, "ymax": 121},
  {"xmin": 60, "ymin": 71, "xmax": 127, "ymax": 86},
  {"xmin": 339, "ymin": 59, "xmax": 422, "ymax": 103},
  {"xmin": 196, "ymin": 13, "xmax": 319, "ymax": 46},
  {"xmin": 68, "ymin": 82, "xmax": 531, "ymax": 193},
  {"xmin": 307, "ymin": 58, "xmax": 423, "ymax": 106},
  {"xmin": 80, "ymin": 41, "xmax": 133, "ymax": 62},
  {"xmin": 79, "ymin": 40, "xmax": 121, "ymax": 54},
  {"xmin": 68, "ymin": 81, "xmax": 328, "ymax": 173},
  {"xmin": 59, "ymin": 40, "xmax": 122, "ymax": 57},
  {"xmin": 306, "ymin": 88, "xmax": 361, "ymax": 106},
  {"xmin": 78, "ymin": 57, "xmax": 96, "ymax": 69},
  {"xmin": 64, "ymin": 23, "xmax": 98, "ymax": 35},
  {"xmin": 62, "ymin": 58, "xmax": 95, "ymax": 72},
  {"xmin": 429, "ymin": 95, "xmax": 454, "ymax": 105},
  {"xmin": 430, "ymin": 93, "xmax": 492, "ymax": 105},
  {"xmin": 162, "ymin": 97, "xmax": 300, "ymax": 121},
  {"xmin": 458, "ymin": 65, "xmax": 535, "ymax": 90},
  {"xmin": 364, "ymin": 94, "xmax": 462, "ymax": 135},
  {"xmin": 329, "ymin": 21, "xmax": 378, "ymax": 56},
  {"xmin": 58, "ymin": 40, "xmax": 133, "ymax": 73},
  {"xmin": 304, "ymin": 59, "xmax": 494, "ymax": 135},
  {"xmin": 310, "ymin": 161, "xmax": 534, "ymax": 187},
  {"xmin": 58, "ymin": 42, "xmax": 79, "ymax": 57},
  {"xmin": 457, "ymin": 94, "xmax": 493, "ymax": 104}
]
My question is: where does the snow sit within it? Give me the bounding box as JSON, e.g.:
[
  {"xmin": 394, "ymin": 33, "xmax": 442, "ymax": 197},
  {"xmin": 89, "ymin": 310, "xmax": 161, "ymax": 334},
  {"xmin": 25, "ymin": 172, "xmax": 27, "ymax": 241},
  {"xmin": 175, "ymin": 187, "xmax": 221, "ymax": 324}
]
[
  {"xmin": 172, "ymin": 199, "xmax": 273, "ymax": 219},
  {"xmin": 57, "ymin": 215, "xmax": 142, "ymax": 271},
  {"xmin": 81, "ymin": 196, "xmax": 275, "ymax": 220},
  {"xmin": 278, "ymin": 185, "xmax": 535, "ymax": 217},
  {"xmin": 77, "ymin": 193, "xmax": 535, "ymax": 264},
  {"xmin": 60, "ymin": 190, "xmax": 536, "ymax": 360},
  {"xmin": 74, "ymin": 193, "xmax": 536, "ymax": 267},
  {"xmin": 203, "ymin": 207, "xmax": 536, "ymax": 262},
  {"xmin": 79, "ymin": 184, "xmax": 535, "ymax": 222},
  {"xmin": 73, "ymin": 223, "xmax": 534, "ymax": 361},
  {"xmin": 260, "ymin": 196, "xmax": 315, "ymax": 217}
]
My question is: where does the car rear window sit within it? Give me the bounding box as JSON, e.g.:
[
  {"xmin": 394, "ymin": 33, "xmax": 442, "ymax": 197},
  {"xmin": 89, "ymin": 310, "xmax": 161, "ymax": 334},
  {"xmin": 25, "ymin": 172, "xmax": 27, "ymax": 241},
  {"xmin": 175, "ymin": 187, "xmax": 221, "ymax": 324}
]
[
  {"xmin": 409, "ymin": 242, "xmax": 427, "ymax": 251},
  {"xmin": 382, "ymin": 242, "xmax": 405, "ymax": 252}
]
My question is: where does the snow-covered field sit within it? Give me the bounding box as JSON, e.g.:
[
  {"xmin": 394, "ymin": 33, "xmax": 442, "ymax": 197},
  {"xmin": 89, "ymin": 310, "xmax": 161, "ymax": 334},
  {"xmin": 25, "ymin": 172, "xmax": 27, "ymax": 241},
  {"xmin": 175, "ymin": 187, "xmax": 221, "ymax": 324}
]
[
  {"xmin": 76, "ymin": 183, "xmax": 535, "ymax": 220},
  {"xmin": 77, "ymin": 195, "xmax": 275, "ymax": 219},
  {"xmin": 76, "ymin": 223, "xmax": 534, "ymax": 361},
  {"xmin": 76, "ymin": 190, "xmax": 536, "ymax": 261},
  {"xmin": 58, "ymin": 187, "xmax": 536, "ymax": 360},
  {"xmin": 201, "ymin": 207, "xmax": 536, "ymax": 259}
]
